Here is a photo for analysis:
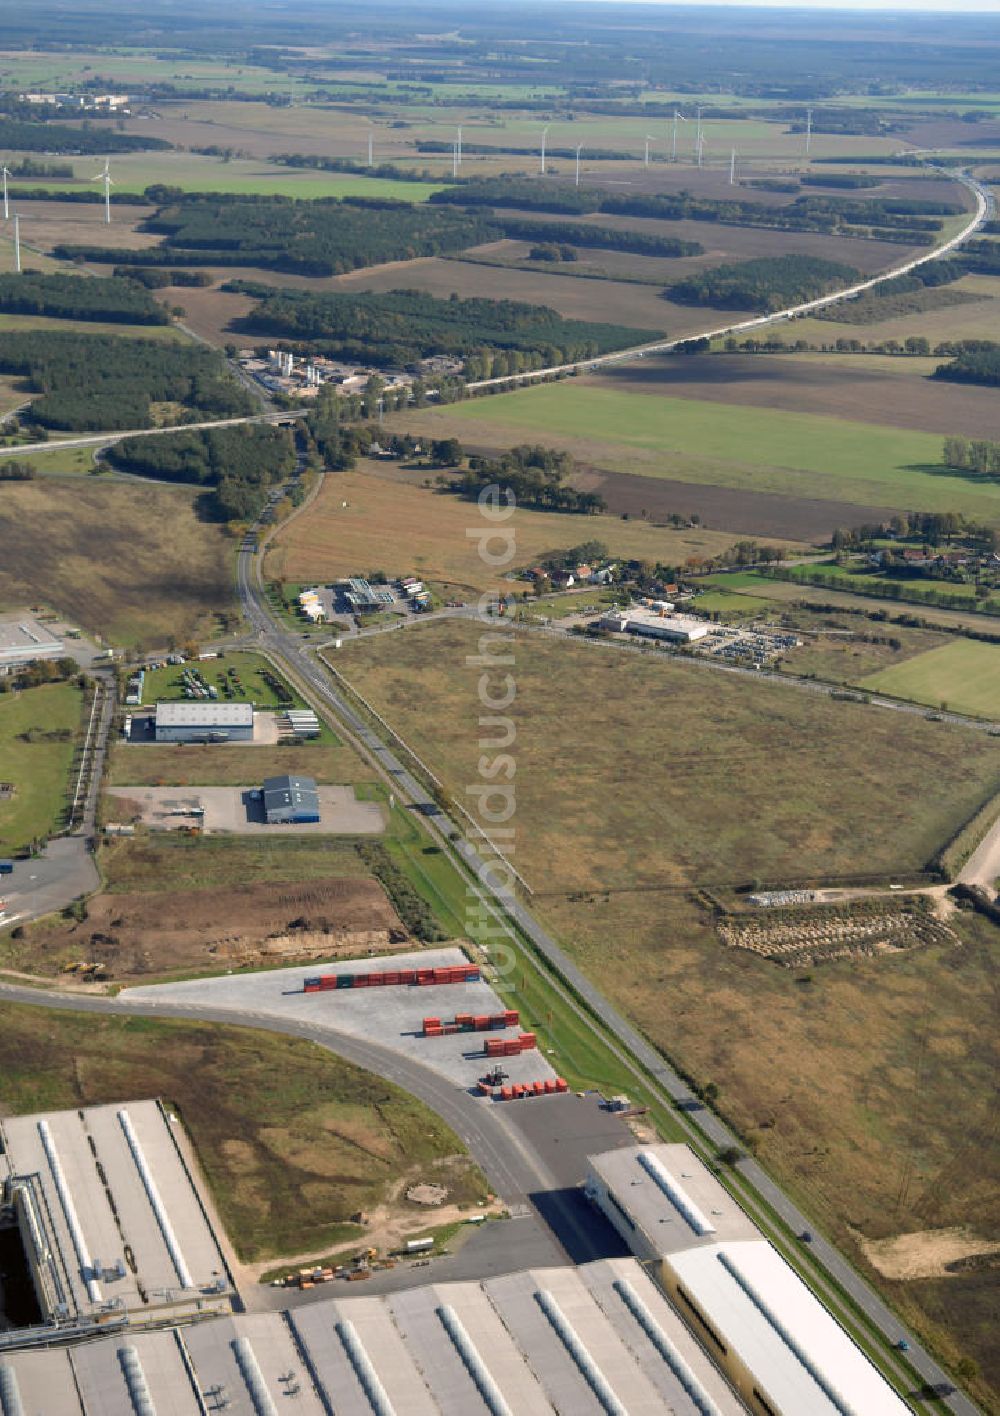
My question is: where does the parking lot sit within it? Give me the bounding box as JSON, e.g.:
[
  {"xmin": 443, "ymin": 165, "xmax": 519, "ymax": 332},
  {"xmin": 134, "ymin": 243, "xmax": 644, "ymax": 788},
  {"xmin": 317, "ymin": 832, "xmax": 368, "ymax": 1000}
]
[
  {"xmin": 105, "ymin": 786, "xmax": 385, "ymax": 835},
  {"xmin": 123, "ymin": 948, "xmax": 558, "ymax": 1091}
]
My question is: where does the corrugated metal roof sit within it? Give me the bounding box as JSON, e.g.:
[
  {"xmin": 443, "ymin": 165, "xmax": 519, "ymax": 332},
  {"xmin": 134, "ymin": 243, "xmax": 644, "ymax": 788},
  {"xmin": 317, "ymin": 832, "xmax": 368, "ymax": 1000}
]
[{"xmin": 155, "ymin": 702, "xmax": 254, "ymax": 726}]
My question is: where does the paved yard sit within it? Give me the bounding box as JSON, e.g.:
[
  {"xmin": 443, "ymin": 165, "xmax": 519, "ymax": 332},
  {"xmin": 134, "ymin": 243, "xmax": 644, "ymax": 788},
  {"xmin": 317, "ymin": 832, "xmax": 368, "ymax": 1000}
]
[
  {"xmin": 106, "ymin": 785, "xmax": 384, "ymax": 835},
  {"xmin": 123, "ymin": 947, "xmax": 557, "ymax": 1090}
]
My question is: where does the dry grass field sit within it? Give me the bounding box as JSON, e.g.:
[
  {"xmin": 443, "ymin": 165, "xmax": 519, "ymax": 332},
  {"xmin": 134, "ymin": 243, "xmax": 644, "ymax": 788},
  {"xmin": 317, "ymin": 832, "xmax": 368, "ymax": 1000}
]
[
  {"xmin": 790, "ymin": 272, "xmax": 1000, "ymax": 346},
  {"xmin": 0, "ymin": 478, "xmax": 236, "ymax": 646},
  {"xmin": 335, "ymin": 619, "xmax": 1000, "ymax": 1400},
  {"xmin": 263, "ymin": 465, "xmax": 789, "ymax": 597}
]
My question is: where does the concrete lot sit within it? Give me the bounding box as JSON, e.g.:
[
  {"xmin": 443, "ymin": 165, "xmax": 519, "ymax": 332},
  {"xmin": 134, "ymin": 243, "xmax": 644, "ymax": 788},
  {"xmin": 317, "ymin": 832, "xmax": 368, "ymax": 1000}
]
[
  {"xmin": 106, "ymin": 785, "xmax": 385, "ymax": 835},
  {"xmin": 123, "ymin": 947, "xmax": 558, "ymax": 1090}
]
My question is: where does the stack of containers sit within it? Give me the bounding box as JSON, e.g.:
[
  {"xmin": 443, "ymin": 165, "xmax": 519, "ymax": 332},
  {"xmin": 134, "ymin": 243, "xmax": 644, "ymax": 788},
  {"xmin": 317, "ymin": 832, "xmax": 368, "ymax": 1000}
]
[{"xmin": 303, "ymin": 962, "xmax": 480, "ymax": 994}]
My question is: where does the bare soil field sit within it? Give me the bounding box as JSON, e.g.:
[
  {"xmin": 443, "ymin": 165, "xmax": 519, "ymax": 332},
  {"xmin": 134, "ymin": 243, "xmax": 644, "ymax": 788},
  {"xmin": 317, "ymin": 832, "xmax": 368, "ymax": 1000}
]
[
  {"xmin": 16, "ymin": 200, "xmax": 158, "ymax": 255},
  {"xmin": 861, "ymin": 1226, "xmax": 1000, "ymax": 1281},
  {"xmin": 264, "ymin": 464, "xmax": 788, "ymax": 596},
  {"xmin": 571, "ymin": 466, "xmax": 898, "ymax": 541},
  {"xmin": 590, "ymin": 351, "xmax": 1000, "ymax": 439},
  {"xmin": 0, "ymin": 478, "xmax": 236, "ymax": 646},
  {"xmin": 3, "ymin": 874, "xmax": 405, "ymax": 982}
]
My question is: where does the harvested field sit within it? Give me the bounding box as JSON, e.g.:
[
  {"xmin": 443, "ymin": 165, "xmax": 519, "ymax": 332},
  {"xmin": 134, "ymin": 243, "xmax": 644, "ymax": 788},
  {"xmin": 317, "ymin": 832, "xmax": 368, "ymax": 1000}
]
[
  {"xmin": 858, "ymin": 638, "xmax": 1000, "ymax": 719},
  {"xmin": 573, "ymin": 466, "xmax": 899, "ymax": 541},
  {"xmin": 336, "ymin": 621, "xmax": 1000, "ymax": 891},
  {"xmin": 3, "ymin": 874, "xmax": 406, "ymax": 982},
  {"xmin": 263, "ymin": 464, "xmax": 797, "ymax": 597},
  {"xmin": 590, "ymin": 351, "xmax": 1000, "ymax": 439},
  {"xmin": 107, "ymin": 741, "xmax": 368, "ymax": 787},
  {"xmin": 0, "ymin": 478, "xmax": 236, "ymax": 647},
  {"xmin": 790, "ymin": 272, "xmax": 1000, "ymax": 346},
  {"xmin": 12, "ymin": 200, "xmax": 160, "ymax": 255}
]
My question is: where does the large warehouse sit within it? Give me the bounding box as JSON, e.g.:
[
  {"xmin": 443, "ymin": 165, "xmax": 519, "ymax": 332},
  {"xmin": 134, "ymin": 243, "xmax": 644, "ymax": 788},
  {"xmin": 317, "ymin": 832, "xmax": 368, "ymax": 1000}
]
[
  {"xmin": 262, "ymin": 773, "xmax": 321, "ymax": 824},
  {"xmin": 0, "ymin": 1256, "xmax": 743, "ymax": 1415},
  {"xmin": 0, "ymin": 614, "xmax": 64, "ymax": 667},
  {"xmin": 154, "ymin": 701, "xmax": 254, "ymax": 743},
  {"xmin": 0, "ymin": 1100, "xmax": 234, "ymax": 1340},
  {"xmin": 586, "ymin": 1144, "xmax": 911, "ymax": 1416}
]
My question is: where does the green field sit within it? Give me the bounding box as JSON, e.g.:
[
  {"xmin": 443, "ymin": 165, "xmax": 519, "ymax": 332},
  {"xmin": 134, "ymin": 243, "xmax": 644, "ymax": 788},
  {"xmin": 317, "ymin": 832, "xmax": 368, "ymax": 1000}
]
[
  {"xmin": 138, "ymin": 651, "xmax": 308, "ymax": 711},
  {"xmin": 859, "ymin": 639, "xmax": 1000, "ymax": 718},
  {"xmin": 0, "ymin": 310, "xmax": 186, "ymax": 341},
  {"xmin": 0, "ymin": 679, "xmax": 82, "ymax": 851}
]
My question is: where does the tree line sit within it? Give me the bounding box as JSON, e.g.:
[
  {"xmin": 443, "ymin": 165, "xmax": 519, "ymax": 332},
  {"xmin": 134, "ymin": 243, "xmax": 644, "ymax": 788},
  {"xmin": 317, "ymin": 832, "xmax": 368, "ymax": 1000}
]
[
  {"xmin": 942, "ymin": 436, "xmax": 1000, "ymax": 477},
  {"xmin": 934, "ymin": 346, "xmax": 1000, "ymax": 388},
  {"xmin": 0, "ymin": 271, "xmax": 169, "ymax": 325},
  {"xmin": 0, "ymin": 331, "xmax": 255, "ymax": 431},
  {"xmin": 449, "ymin": 445, "xmax": 606, "ymax": 515},
  {"xmin": 107, "ymin": 425, "xmax": 296, "ymax": 521},
  {"xmin": 0, "ymin": 116, "xmax": 169, "ymax": 154}
]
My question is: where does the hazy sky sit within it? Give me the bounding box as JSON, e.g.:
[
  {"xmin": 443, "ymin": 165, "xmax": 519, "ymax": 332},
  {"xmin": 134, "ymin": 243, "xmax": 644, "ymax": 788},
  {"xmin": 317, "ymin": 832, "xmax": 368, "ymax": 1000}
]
[{"xmin": 572, "ymin": 1, "xmax": 1000, "ymax": 9}]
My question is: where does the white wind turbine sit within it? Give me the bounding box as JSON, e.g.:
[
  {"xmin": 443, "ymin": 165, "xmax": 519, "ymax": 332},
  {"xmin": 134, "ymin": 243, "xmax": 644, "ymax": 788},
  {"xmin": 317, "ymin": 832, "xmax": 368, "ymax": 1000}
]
[
  {"xmin": 93, "ymin": 158, "xmax": 112, "ymax": 224},
  {"xmin": 12, "ymin": 210, "xmax": 21, "ymax": 272},
  {"xmin": 644, "ymin": 135, "xmax": 654, "ymax": 168},
  {"xmin": 574, "ymin": 143, "xmax": 583, "ymax": 188},
  {"xmin": 540, "ymin": 124, "xmax": 549, "ymax": 175},
  {"xmin": 1, "ymin": 163, "xmax": 10, "ymax": 220},
  {"xmin": 671, "ymin": 111, "xmax": 687, "ymax": 161}
]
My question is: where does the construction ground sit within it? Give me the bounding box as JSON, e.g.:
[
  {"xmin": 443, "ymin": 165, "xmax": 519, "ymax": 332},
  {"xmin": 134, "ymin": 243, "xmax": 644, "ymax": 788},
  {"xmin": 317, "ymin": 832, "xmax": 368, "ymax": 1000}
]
[{"xmin": 105, "ymin": 785, "xmax": 385, "ymax": 835}]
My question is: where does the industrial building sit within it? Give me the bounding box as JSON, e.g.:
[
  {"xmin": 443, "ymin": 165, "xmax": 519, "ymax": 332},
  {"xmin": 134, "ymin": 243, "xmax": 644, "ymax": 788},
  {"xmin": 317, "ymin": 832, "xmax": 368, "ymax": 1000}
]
[
  {"xmin": 586, "ymin": 1145, "xmax": 911, "ymax": 1416},
  {"xmin": 0, "ymin": 1257, "xmax": 744, "ymax": 1414},
  {"xmin": 0, "ymin": 615, "xmax": 65, "ymax": 667},
  {"xmin": 342, "ymin": 577, "xmax": 397, "ymax": 613},
  {"xmin": 262, "ymin": 773, "xmax": 321, "ymax": 824},
  {"xmin": 154, "ymin": 701, "xmax": 254, "ymax": 743},
  {"xmin": 0, "ymin": 1101, "xmax": 234, "ymax": 1344},
  {"xmin": 599, "ymin": 608, "xmax": 709, "ymax": 643}
]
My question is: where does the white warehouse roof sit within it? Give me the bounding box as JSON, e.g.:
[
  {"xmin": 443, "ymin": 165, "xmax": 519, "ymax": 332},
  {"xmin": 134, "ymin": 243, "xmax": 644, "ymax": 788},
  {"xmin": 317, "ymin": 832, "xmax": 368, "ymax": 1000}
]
[
  {"xmin": 587, "ymin": 1143, "xmax": 760, "ymax": 1254},
  {"xmin": 668, "ymin": 1239, "xmax": 913, "ymax": 1416},
  {"xmin": 155, "ymin": 702, "xmax": 254, "ymax": 727}
]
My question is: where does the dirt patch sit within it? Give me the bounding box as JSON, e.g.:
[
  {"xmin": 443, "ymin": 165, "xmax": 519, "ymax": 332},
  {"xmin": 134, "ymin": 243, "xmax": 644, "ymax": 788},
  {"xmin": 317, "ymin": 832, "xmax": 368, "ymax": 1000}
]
[
  {"xmin": 574, "ymin": 465, "xmax": 899, "ymax": 541},
  {"xmin": 12, "ymin": 876, "xmax": 407, "ymax": 981},
  {"xmin": 861, "ymin": 1227, "xmax": 1000, "ymax": 1281},
  {"xmin": 717, "ymin": 902, "xmax": 957, "ymax": 968},
  {"xmin": 590, "ymin": 352, "xmax": 1000, "ymax": 439}
]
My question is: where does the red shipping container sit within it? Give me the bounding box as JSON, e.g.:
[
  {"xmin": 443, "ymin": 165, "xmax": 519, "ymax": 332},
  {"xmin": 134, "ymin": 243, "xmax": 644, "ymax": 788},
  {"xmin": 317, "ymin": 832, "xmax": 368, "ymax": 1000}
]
[
  {"xmin": 544, "ymin": 1079, "xmax": 556, "ymax": 1094},
  {"xmin": 321, "ymin": 978, "xmax": 338, "ymax": 991},
  {"xmin": 352, "ymin": 976, "xmax": 369, "ymax": 988},
  {"xmin": 422, "ymin": 1018, "xmax": 441, "ymax": 1032},
  {"xmin": 424, "ymin": 1026, "xmax": 443, "ymax": 1038},
  {"xmin": 455, "ymin": 1013, "xmax": 474, "ymax": 1026},
  {"xmin": 503, "ymin": 1041, "xmax": 521, "ymax": 1056},
  {"xmin": 519, "ymin": 1034, "xmax": 537, "ymax": 1050},
  {"xmin": 369, "ymin": 974, "xmax": 385, "ymax": 986},
  {"xmin": 399, "ymin": 970, "xmax": 416, "ymax": 984},
  {"xmin": 485, "ymin": 1039, "xmax": 504, "ymax": 1056},
  {"xmin": 500, "ymin": 1087, "xmax": 512, "ymax": 1101},
  {"xmin": 555, "ymin": 1078, "xmax": 568, "ymax": 1092},
  {"xmin": 532, "ymin": 1081, "xmax": 545, "ymax": 1096},
  {"xmin": 382, "ymin": 972, "xmax": 400, "ymax": 985},
  {"xmin": 503, "ymin": 1010, "xmax": 519, "ymax": 1026}
]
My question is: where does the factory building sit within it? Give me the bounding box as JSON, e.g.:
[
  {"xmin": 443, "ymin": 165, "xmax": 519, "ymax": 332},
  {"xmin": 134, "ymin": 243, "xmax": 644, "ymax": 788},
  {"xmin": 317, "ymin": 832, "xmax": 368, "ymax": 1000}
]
[
  {"xmin": 262, "ymin": 773, "xmax": 321, "ymax": 824},
  {"xmin": 0, "ymin": 615, "xmax": 65, "ymax": 667},
  {"xmin": 0, "ymin": 1101, "xmax": 234, "ymax": 1343},
  {"xmin": 154, "ymin": 701, "xmax": 254, "ymax": 743},
  {"xmin": 0, "ymin": 1257, "xmax": 744, "ymax": 1415},
  {"xmin": 586, "ymin": 1144, "xmax": 911, "ymax": 1416},
  {"xmin": 599, "ymin": 608, "xmax": 709, "ymax": 643}
]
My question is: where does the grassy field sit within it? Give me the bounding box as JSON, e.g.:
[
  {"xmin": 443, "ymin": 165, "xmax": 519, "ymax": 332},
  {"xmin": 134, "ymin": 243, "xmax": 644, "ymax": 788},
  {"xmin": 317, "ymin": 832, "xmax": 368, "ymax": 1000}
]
[
  {"xmin": 0, "ymin": 478, "xmax": 237, "ymax": 647},
  {"xmin": 264, "ymin": 465, "xmax": 800, "ymax": 598},
  {"xmin": 98, "ymin": 833, "xmax": 371, "ymax": 893},
  {"xmin": 403, "ymin": 382, "xmax": 1000, "ymax": 522},
  {"xmin": 107, "ymin": 740, "xmax": 368, "ymax": 789},
  {"xmin": 0, "ymin": 680, "xmax": 82, "ymax": 851},
  {"xmin": 0, "ymin": 1003, "xmax": 484, "ymax": 1262},
  {"xmin": 336, "ymin": 621, "xmax": 1000, "ymax": 891},
  {"xmin": 138, "ymin": 651, "xmax": 311, "ymax": 711},
  {"xmin": 0, "ymin": 310, "xmax": 186, "ymax": 341},
  {"xmin": 790, "ymin": 272, "xmax": 1000, "ymax": 347},
  {"xmin": 859, "ymin": 638, "xmax": 1000, "ymax": 718}
]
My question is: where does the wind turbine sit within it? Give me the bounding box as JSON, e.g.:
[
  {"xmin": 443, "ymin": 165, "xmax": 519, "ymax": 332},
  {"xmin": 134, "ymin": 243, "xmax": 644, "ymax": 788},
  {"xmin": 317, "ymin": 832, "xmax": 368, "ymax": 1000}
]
[
  {"xmin": 644, "ymin": 135, "xmax": 654, "ymax": 169},
  {"xmin": 1, "ymin": 163, "xmax": 9, "ymax": 221},
  {"xmin": 805, "ymin": 107, "xmax": 812, "ymax": 156},
  {"xmin": 456, "ymin": 124, "xmax": 462, "ymax": 172},
  {"xmin": 93, "ymin": 158, "xmax": 112, "ymax": 224},
  {"xmin": 694, "ymin": 105, "xmax": 704, "ymax": 161},
  {"xmin": 574, "ymin": 143, "xmax": 583, "ymax": 188},
  {"xmin": 697, "ymin": 133, "xmax": 706, "ymax": 169},
  {"xmin": 730, "ymin": 148, "xmax": 737, "ymax": 185},
  {"xmin": 540, "ymin": 125, "xmax": 549, "ymax": 175},
  {"xmin": 671, "ymin": 111, "xmax": 687, "ymax": 162},
  {"xmin": 367, "ymin": 129, "xmax": 374, "ymax": 168},
  {"xmin": 13, "ymin": 211, "xmax": 21, "ymax": 272}
]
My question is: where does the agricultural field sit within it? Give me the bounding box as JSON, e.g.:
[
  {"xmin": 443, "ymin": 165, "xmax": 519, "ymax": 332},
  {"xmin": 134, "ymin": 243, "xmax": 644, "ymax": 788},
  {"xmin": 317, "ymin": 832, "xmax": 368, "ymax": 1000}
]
[
  {"xmin": 107, "ymin": 739, "xmax": 367, "ymax": 789},
  {"xmin": 0, "ymin": 1003, "xmax": 484, "ymax": 1263},
  {"xmin": 336, "ymin": 620, "xmax": 1000, "ymax": 892},
  {"xmin": 0, "ymin": 477, "xmax": 237, "ymax": 646},
  {"xmin": 263, "ymin": 464, "xmax": 797, "ymax": 600},
  {"xmin": 0, "ymin": 679, "xmax": 82, "ymax": 852},
  {"xmin": 392, "ymin": 380, "xmax": 1000, "ymax": 525},
  {"xmin": 789, "ymin": 271, "xmax": 1000, "ymax": 346},
  {"xmin": 0, "ymin": 310, "xmax": 186, "ymax": 341},
  {"xmin": 858, "ymin": 638, "xmax": 1000, "ymax": 718}
]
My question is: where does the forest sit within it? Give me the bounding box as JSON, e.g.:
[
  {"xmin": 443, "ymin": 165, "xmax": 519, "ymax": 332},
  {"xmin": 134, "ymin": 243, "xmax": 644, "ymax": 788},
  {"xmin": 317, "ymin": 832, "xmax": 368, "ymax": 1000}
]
[
  {"xmin": 0, "ymin": 116, "xmax": 168, "ymax": 153},
  {"xmin": 0, "ymin": 271, "xmax": 169, "ymax": 324},
  {"xmin": 667, "ymin": 255, "xmax": 860, "ymax": 311},
  {"xmin": 492, "ymin": 217, "xmax": 702, "ymax": 258},
  {"xmin": 0, "ymin": 331, "xmax": 255, "ymax": 430},
  {"xmin": 107, "ymin": 424, "xmax": 296, "ymax": 520},
  {"xmin": 934, "ymin": 346, "xmax": 1000, "ymax": 388},
  {"xmin": 232, "ymin": 285, "xmax": 654, "ymax": 372}
]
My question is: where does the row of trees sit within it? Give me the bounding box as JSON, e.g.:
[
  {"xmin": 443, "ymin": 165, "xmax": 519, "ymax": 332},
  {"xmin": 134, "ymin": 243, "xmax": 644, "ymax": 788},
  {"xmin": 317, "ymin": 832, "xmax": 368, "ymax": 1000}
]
[
  {"xmin": 934, "ymin": 347, "xmax": 1000, "ymax": 388},
  {"xmin": 832, "ymin": 511, "xmax": 997, "ymax": 549},
  {"xmin": 942, "ymin": 436, "xmax": 1000, "ymax": 478},
  {"xmin": 0, "ymin": 331, "xmax": 255, "ymax": 431},
  {"xmin": 450, "ymin": 445, "xmax": 606, "ymax": 514},
  {"xmin": 494, "ymin": 216, "xmax": 702, "ymax": 258}
]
